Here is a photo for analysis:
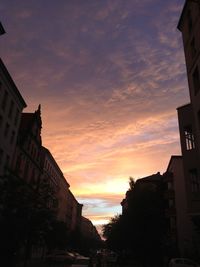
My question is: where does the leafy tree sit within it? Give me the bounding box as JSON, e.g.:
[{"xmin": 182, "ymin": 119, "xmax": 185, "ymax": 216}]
[
  {"xmin": 103, "ymin": 176, "xmax": 167, "ymax": 266},
  {"xmin": 0, "ymin": 174, "xmax": 57, "ymax": 266}
]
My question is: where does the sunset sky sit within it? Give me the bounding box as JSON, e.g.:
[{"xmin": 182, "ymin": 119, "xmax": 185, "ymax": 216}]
[{"xmin": 1, "ymin": 0, "xmax": 189, "ymax": 229}]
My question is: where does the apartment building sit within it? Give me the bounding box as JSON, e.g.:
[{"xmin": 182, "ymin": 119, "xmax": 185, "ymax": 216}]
[
  {"xmin": 0, "ymin": 59, "xmax": 26, "ymax": 176},
  {"xmin": 163, "ymin": 156, "xmax": 193, "ymax": 256},
  {"xmin": 176, "ymin": 0, "xmax": 200, "ymax": 255},
  {"xmin": 66, "ymin": 189, "xmax": 83, "ymax": 233},
  {"xmin": 13, "ymin": 106, "xmax": 43, "ymax": 189}
]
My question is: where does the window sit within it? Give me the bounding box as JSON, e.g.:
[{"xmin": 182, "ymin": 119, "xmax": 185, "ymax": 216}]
[
  {"xmin": 0, "ymin": 148, "xmax": 3, "ymax": 165},
  {"xmin": 14, "ymin": 108, "xmax": 19, "ymax": 126},
  {"xmin": 0, "ymin": 115, "xmax": 3, "ymax": 129},
  {"xmin": 169, "ymin": 199, "xmax": 175, "ymax": 208},
  {"xmin": 191, "ymin": 38, "xmax": 197, "ymax": 58},
  {"xmin": 198, "ymin": 110, "xmax": 200, "ymax": 131},
  {"xmin": 187, "ymin": 9, "xmax": 193, "ymax": 33},
  {"xmin": 5, "ymin": 154, "xmax": 10, "ymax": 169},
  {"xmin": 10, "ymin": 130, "xmax": 15, "ymax": 144},
  {"xmin": 193, "ymin": 66, "xmax": 200, "ymax": 95},
  {"xmin": 184, "ymin": 126, "xmax": 195, "ymax": 150},
  {"xmin": 4, "ymin": 123, "xmax": 10, "ymax": 137},
  {"xmin": 1, "ymin": 90, "xmax": 8, "ymax": 111},
  {"xmin": 8, "ymin": 100, "xmax": 14, "ymax": 119},
  {"xmin": 170, "ymin": 217, "xmax": 176, "ymax": 229},
  {"xmin": 190, "ymin": 169, "xmax": 200, "ymax": 193}
]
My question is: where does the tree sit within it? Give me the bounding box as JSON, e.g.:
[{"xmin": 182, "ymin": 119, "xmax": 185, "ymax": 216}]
[
  {"xmin": 0, "ymin": 173, "xmax": 57, "ymax": 266},
  {"xmin": 103, "ymin": 176, "xmax": 167, "ymax": 266}
]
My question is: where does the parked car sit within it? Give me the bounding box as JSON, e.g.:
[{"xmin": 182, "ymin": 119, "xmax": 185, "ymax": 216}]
[
  {"xmin": 169, "ymin": 258, "xmax": 200, "ymax": 267},
  {"xmin": 71, "ymin": 255, "xmax": 90, "ymax": 267},
  {"xmin": 46, "ymin": 250, "xmax": 76, "ymax": 263}
]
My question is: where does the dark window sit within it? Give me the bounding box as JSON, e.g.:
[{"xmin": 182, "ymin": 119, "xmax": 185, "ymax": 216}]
[
  {"xmin": 0, "ymin": 148, "xmax": 3, "ymax": 165},
  {"xmin": 191, "ymin": 38, "xmax": 197, "ymax": 58},
  {"xmin": 0, "ymin": 115, "xmax": 3, "ymax": 129},
  {"xmin": 198, "ymin": 110, "xmax": 200, "ymax": 131},
  {"xmin": 8, "ymin": 100, "xmax": 14, "ymax": 119},
  {"xmin": 190, "ymin": 169, "xmax": 200, "ymax": 193},
  {"xmin": 4, "ymin": 123, "xmax": 10, "ymax": 137},
  {"xmin": 14, "ymin": 108, "xmax": 19, "ymax": 126},
  {"xmin": 193, "ymin": 66, "xmax": 200, "ymax": 95},
  {"xmin": 1, "ymin": 90, "xmax": 8, "ymax": 111},
  {"xmin": 5, "ymin": 154, "xmax": 10, "ymax": 169},
  {"xmin": 188, "ymin": 9, "xmax": 193, "ymax": 33},
  {"xmin": 10, "ymin": 130, "xmax": 15, "ymax": 144},
  {"xmin": 184, "ymin": 126, "xmax": 195, "ymax": 150}
]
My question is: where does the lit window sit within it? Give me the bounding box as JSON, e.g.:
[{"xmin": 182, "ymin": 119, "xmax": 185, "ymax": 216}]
[
  {"xmin": 184, "ymin": 126, "xmax": 195, "ymax": 150},
  {"xmin": 190, "ymin": 169, "xmax": 200, "ymax": 193}
]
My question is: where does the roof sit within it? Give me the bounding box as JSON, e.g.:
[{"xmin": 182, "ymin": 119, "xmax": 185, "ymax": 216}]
[
  {"xmin": 176, "ymin": 102, "xmax": 191, "ymax": 110},
  {"xmin": 166, "ymin": 155, "xmax": 182, "ymax": 172},
  {"xmin": 0, "ymin": 58, "xmax": 27, "ymax": 107},
  {"xmin": 177, "ymin": 0, "xmax": 187, "ymax": 31},
  {"xmin": 136, "ymin": 172, "xmax": 162, "ymax": 184},
  {"xmin": 177, "ymin": 0, "xmax": 200, "ymax": 31}
]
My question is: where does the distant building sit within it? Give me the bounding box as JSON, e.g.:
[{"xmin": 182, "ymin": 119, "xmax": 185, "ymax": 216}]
[
  {"xmin": 177, "ymin": 0, "xmax": 200, "ymax": 256},
  {"xmin": 66, "ymin": 190, "xmax": 83, "ymax": 233},
  {"xmin": 41, "ymin": 146, "xmax": 69, "ymax": 217},
  {"xmin": 0, "ymin": 59, "xmax": 26, "ymax": 176},
  {"xmin": 81, "ymin": 216, "xmax": 101, "ymax": 242}
]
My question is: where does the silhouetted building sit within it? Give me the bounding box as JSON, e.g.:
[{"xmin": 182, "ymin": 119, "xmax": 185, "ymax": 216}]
[
  {"xmin": 121, "ymin": 172, "xmax": 163, "ymax": 214},
  {"xmin": 41, "ymin": 146, "xmax": 69, "ymax": 217},
  {"xmin": 67, "ymin": 190, "xmax": 83, "ymax": 233},
  {"xmin": 163, "ymin": 156, "xmax": 193, "ymax": 257},
  {"xmin": 0, "ymin": 59, "xmax": 26, "ymax": 176},
  {"xmin": 13, "ymin": 106, "xmax": 43, "ymax": 188},
  {"xmin": 81, "ymin": 216, "xmax": 101, "ymax": 242},
  {"xmin": 177, "ymin": 0, "xmax": 200, "ymax": 256}
]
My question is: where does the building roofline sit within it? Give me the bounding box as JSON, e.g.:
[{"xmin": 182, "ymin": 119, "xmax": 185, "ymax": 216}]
[
  {"xmin": 166, "ymin": 155, "xmax": 182, "ymax": 172},
  {"xmin": 0, "ymin": 58, "xmax": 27, "ymax": 107},
  {"xmin": 177, "ymin": 1, "xmax": 187, "ymax": 31},
  {"xmin": 42, "ymin": 146, "xmax": 70, "ymax": 188},
  {"xmin": 176, "ymin": 102, "xmax": 191, "ymax": 110}
]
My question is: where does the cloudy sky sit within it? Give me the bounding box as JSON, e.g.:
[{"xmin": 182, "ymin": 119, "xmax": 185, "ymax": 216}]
[{"xmin": 1, "ymin": 0, "xmax": 189, "ymax": 228}]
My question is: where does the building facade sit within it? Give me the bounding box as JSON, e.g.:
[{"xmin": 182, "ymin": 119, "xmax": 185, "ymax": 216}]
[
  {"xmin": 13, "ymin": 106, "xmax": 43, "ymax": 189},
  {"xmin": 177, "ymin": 0, "xmax": 200, "ymax": 256},
  {"xmin": 41, "ymin": 146, "xmax": 70, "ymax": 220},
  {"xmin": 0, "ymin": 59, "xmax": 26, "ymax": 176},
  {"xmin": 163, "ymin": 156, "xmax": 193, "ymax": 257}
]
